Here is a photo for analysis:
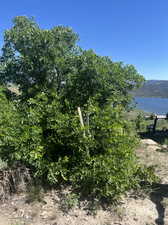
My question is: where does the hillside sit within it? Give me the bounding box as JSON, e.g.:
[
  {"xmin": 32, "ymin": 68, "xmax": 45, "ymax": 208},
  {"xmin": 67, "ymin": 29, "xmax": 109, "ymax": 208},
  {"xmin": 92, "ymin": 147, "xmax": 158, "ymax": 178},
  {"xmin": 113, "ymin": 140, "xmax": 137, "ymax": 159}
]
[{"xmin": 133, "ymin": 80, "xmax": 168, "ymax": 98}]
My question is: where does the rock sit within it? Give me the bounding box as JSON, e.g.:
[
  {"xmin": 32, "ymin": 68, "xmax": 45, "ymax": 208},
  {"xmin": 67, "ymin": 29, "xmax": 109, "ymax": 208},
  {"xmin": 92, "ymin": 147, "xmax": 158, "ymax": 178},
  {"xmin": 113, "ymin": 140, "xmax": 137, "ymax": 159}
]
[
  {"xmin": 40, "ymin": 210, "xmax": 49, "ymax": 219},
  {"xmin": 162, "ymin": 144, "xmax": 168, "ymax": 148},
  {"xmin": 141, "ymin": 139, "xmax": 158, "ymax": 146}
]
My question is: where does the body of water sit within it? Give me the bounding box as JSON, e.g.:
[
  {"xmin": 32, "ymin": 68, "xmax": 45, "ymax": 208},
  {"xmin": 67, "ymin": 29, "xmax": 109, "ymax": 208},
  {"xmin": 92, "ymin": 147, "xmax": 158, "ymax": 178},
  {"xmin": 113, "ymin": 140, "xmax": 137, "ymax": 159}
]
[{"xmin": 134, "ymin": 97, "xmax": 168, "ymax": 115}]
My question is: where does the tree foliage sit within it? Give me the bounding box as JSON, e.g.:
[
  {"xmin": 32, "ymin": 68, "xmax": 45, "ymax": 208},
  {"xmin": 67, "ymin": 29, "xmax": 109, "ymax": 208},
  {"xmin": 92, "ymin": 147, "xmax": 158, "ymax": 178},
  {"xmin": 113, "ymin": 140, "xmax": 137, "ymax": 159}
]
[
  {"xmin": 0, "ymin": 16, "xmax": 156, "ymax": 201},
  {"xmin": 0, "ymin": 16, "xmax": 144, "ymax": 107},
  {"xmin": 0, "ymin": 16, "xmax": 78, "ymax": 98}
]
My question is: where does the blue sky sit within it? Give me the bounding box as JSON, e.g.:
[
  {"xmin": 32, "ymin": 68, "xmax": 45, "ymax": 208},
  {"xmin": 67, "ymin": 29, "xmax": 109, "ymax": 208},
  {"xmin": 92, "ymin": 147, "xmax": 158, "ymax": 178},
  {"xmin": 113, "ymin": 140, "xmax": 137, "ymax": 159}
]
[{"xmin": 0, "ymin": 0, "xmax": 168, "ymax": 80}]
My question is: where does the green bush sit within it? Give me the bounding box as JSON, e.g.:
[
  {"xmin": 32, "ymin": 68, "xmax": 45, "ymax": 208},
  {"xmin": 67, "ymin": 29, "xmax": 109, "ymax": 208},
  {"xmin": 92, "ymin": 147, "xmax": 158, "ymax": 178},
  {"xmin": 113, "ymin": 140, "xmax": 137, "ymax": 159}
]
[
  {"xmin": 0, "ymin": 87, "xmax": 22, "ymax": 162},
  {"xmin": 0, "ymin": 89, "xmax": 157, "ymax": 201},
  {"xmin": 0, "ymin": 16, "xmax": 157, "ymax": 203}
]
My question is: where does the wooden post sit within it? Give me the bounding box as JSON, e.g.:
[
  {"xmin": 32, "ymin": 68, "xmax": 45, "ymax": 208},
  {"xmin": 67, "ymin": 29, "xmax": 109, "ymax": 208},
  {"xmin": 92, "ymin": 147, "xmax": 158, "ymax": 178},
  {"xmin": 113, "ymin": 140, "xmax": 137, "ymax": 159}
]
[
  {"xmin": 153, "ymin": 117, "xmax": 158, "ymax": 133},
  {"xmin": 77, "ymin": 107, "xmax": 84, "ymax": 127},
  {"xmin": 145, "ymin": 114, "xmax": 167, "ymax": 133},
  {"xmin": 77, "ymin": 107, "xmax": 85, "ymax": 137}
]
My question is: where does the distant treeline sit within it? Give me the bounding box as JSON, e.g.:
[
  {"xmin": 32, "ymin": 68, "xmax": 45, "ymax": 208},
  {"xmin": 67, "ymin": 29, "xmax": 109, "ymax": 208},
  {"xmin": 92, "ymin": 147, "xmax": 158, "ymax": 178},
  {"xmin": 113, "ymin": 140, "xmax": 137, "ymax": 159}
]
[{"xmin": 133, "ymin": 80, "xmax": 168, "ymax": 98}]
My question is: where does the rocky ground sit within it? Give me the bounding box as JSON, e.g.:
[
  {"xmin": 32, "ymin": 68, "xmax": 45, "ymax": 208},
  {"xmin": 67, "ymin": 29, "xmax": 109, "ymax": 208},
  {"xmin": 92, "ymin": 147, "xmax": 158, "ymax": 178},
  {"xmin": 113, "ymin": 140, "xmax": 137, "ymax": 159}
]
[{"xmin": 1, "ymin": 138, "xmax": 168, "ymax": 225}]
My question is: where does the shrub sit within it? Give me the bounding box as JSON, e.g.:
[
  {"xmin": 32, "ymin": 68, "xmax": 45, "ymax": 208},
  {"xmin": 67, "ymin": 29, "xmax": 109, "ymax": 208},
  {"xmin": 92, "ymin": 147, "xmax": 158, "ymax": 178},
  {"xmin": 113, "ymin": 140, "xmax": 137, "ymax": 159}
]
[
  {"xmin": 0, "ymin": 87, "xmax": 22, "ymax": 162},
  {"xmin": 0, "ymin": 90, "xmax": 157, "ymax": 201},
  {"xmin": 0, "ymin": 16, "xmax": 156, "ymax": 202}
]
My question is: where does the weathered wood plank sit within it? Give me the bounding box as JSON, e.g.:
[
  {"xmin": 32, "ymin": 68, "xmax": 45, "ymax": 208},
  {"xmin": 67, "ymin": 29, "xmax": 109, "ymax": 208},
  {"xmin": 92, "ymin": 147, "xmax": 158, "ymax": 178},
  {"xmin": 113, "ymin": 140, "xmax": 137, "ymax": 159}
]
[
  {"xmin": 156, "ymin": 115, "xmax": 167, "ymax": 119},
  {"xmin": 145, "ymin": 115, "xmax": 167, "ymax": 119}
]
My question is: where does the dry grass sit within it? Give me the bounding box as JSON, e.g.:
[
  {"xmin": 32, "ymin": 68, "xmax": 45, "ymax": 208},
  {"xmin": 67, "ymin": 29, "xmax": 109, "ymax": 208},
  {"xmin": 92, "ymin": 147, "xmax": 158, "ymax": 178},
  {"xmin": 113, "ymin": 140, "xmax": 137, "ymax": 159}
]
[{"xmin": 0, "ymin": 163, "xmax": 32, "ymax": 202}]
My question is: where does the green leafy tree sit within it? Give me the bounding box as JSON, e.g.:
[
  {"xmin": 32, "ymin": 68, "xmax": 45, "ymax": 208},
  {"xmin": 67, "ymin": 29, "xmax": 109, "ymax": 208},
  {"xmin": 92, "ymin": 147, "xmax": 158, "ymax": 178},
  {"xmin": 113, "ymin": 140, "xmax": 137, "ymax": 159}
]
[
  {"xmin": 0, "ymin": 17, "xmax": 156, "ymax": 202},
  {"xmin": 63, "ymin": 50, "xmax": 144, "ymax": 108},
  {"xmin": 0, "ymin": 16, "xmax": 144, "ymax": 108},
  {"xmin": 0, "ymin": 16, "xmax": 79, "ymax": 98}
]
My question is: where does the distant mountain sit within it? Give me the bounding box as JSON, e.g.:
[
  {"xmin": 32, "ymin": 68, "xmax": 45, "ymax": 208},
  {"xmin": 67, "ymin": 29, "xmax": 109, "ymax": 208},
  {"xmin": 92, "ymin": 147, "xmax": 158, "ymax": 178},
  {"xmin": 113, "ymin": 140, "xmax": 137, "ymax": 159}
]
[{"xmin": 133, "ymin": 80, "xmax": 168, "ymax": 98}]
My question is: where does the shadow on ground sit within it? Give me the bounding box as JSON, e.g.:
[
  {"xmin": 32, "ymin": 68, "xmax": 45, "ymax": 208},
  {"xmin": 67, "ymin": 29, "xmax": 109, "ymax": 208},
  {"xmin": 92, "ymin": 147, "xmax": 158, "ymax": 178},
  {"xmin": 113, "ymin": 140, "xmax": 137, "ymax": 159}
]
[
  {"xmin": 150, "ymin": 183, "xmax": 168, "ymax": 225},
  {"xmin": 139, "ymin": 131, "xmax": 168, "ymax": 145},
  {"xmin": 139, "ymin": 132, "xmax": 168, "ymax": 224}
]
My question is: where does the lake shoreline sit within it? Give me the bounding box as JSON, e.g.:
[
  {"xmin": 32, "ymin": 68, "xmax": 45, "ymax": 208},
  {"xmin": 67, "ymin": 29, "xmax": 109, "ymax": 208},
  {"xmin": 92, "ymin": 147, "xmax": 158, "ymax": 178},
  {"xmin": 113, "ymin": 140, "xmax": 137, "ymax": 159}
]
[{"xmin": 134, "ymin": 97, "xmax": 168, "ymax": 115}]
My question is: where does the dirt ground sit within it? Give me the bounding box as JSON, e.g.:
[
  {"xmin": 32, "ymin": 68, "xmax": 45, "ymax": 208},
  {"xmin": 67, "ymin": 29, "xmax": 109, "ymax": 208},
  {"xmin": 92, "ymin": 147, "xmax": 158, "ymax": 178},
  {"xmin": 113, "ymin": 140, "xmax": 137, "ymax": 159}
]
[{"xmin": 1, "ymin": 138, "xmax": 168, "ymax": 225}]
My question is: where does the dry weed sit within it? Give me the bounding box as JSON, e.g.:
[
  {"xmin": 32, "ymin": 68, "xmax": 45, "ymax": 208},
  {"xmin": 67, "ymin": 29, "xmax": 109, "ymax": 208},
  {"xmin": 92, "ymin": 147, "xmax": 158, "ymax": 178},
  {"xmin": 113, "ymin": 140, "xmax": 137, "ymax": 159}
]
[{"xmin": 0, "ymin": 163, "xmax": 32, "ymax": 202}]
